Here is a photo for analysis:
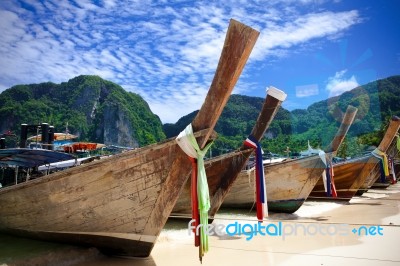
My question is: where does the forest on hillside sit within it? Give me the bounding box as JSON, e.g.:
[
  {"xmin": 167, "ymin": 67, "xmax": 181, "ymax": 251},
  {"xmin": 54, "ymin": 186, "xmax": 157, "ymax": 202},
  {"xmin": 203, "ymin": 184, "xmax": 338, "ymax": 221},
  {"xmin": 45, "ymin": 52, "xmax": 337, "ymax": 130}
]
[
  {"xmin": 165, "ymin": 75, "xmax": 400, "ymax": 158},
  {"xmin": 1, "ymin": 75, "xmax": 399, "ymax": 159}
]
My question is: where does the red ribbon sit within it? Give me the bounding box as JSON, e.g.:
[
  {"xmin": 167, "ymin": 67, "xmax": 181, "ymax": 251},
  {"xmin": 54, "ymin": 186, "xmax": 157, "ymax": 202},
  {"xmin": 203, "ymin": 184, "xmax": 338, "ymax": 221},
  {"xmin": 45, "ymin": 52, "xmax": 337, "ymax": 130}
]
[{"xmin": 189, "ymin": 157, "xmax": 200, "ymax": 247}]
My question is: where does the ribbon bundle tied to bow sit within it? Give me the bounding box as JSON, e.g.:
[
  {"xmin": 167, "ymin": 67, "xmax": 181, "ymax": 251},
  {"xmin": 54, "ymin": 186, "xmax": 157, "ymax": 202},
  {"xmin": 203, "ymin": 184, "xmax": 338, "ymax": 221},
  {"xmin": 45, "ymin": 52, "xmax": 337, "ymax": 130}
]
[
  {"xmin": 320, "ymin": 151, "xmax": 337, "ymax": 197},
  {"xmin": 325, "ymin": 160, "xmax": 337, "ymax": 197},
  {"xmin": 372, "ymin": 149, "xmax": 389, "ymax": 183},
  {"xmin": 244, "ymin": 135, "xmax": 268, "ymax": 221},
  {"xmin": 176, "ymin": 124, "xmax": 213, "ymax": 261}
]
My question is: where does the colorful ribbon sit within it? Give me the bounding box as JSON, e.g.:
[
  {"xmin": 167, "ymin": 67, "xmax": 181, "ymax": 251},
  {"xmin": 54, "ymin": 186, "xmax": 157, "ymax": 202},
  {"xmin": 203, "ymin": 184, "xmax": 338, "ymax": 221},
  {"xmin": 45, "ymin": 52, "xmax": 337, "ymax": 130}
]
[
  {"xmin": 176, "ymin": 124, "xmax": 213, "ymax": 260},
  {"xmin": 244, "ymin": 135, "xmax": 268, "ymax": 221},
  {"xmin": 318, "ymin": 150, "xmax": 336, "ymax": 197},
  {"xmin": 372, "ymin": 149, "xmax": 389, "ymax": 183},
  {"xmin": 388, "ymin": 157, "xmax": 396, "ymax": 184},
  {"xmin": 189, "ymin": 157, "xmax": 200, "ymax": 247},
  {"xmin": 326, "ymin": 160, "xmax": 337, "ymax": 197}
]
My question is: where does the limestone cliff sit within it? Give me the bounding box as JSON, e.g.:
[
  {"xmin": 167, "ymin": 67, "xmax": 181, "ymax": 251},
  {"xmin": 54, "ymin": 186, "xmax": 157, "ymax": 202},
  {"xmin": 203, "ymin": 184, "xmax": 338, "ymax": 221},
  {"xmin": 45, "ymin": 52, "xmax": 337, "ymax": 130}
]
[{"xmin": 0, "ymin": 75, "xmax": 166, "ymax": 147}]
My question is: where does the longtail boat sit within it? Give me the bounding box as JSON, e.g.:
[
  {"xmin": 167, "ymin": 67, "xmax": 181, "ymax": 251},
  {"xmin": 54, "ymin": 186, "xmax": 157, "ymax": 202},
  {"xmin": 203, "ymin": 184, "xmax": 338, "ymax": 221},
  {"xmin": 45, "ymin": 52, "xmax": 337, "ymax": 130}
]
[
  {"xmin": 309, "ymin": 116, "xmax": 400, "ymax": 201},
  {"xmin": 172, "ymin": 86, "xmax": 287, "ymax": 218},
  {"xmin": 0, "ymin": 19, "xmax": 259, "ymax": 257},
  {"xmin": 221, "ymin": 106, "xmax": 358, "ymax": 213},
  {"xmin": 358, "ymin": 121, "xmax": 400, "ymax": 193}
]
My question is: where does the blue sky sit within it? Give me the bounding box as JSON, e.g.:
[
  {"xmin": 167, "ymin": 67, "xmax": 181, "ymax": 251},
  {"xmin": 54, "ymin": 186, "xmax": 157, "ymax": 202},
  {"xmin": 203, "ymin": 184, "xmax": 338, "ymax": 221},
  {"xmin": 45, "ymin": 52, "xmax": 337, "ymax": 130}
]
[{"xmin": 0, "ymin": 0, "xmax": 399, "ymax": 123}]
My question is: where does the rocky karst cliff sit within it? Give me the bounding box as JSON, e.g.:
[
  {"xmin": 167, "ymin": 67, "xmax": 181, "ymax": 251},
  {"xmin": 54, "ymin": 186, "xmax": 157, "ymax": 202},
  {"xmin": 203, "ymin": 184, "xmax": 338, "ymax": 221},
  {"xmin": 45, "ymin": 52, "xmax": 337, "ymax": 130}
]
[{"xmin": 0, "ymin": 75, "xmax": 165, "ymax": 147}]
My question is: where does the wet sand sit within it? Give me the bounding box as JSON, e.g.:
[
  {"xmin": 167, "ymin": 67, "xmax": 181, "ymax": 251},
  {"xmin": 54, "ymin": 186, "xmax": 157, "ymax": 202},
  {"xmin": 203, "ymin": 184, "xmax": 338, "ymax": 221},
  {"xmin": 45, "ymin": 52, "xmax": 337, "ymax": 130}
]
[{"xmin": 1, "ymin": 183, "xmax": 400, "ymax": 266}]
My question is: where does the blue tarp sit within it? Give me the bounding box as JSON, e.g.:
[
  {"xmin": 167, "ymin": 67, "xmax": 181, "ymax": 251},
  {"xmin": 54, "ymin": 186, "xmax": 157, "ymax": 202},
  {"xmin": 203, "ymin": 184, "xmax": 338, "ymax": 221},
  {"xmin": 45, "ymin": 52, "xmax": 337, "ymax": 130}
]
[{"xmin": 0, "ymin": 148, "xmax": 75, "ymax": 168}]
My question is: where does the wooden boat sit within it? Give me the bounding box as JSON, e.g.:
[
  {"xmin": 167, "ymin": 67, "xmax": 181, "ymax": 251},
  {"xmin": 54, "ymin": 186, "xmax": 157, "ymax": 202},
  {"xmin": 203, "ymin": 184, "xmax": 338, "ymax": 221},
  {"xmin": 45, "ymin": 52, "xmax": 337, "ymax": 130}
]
[
  {"xmin": 172, "ymin": 86, "xmax": 287, "ymax": 218},
  {"xmin": 359, "ymin": 132, "xmax": 400, "ymax": 192},
  {"xmin": 309, "ymin": 116, "xmax": 400, "ymax": 201},
  {"xmin": 0, "ymin": 19, "xmax": 260, "ymax": 257},
  {"xmin": 221, "ymin": 106, "xmax": 358, "ymax": 213}
]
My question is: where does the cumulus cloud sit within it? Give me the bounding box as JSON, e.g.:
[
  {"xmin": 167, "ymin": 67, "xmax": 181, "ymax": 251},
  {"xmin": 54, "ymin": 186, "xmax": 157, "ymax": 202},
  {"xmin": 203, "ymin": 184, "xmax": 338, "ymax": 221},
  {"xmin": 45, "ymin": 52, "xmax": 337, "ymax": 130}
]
[
  {"xmin": 0, "ymin": 0, "xmax": 362, "ymax": 122},
  {"xmin": 326, "ymin": 70, "xmax": 359, "ymax": 97}
]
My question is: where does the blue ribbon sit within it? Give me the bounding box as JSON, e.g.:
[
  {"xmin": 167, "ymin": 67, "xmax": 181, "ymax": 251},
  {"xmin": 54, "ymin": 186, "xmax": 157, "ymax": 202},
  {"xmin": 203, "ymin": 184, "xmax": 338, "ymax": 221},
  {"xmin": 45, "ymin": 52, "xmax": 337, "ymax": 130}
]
[
  {"xmin": 326, "ymin": 164, "xmax": 331, "ymax": 197},
  {"xmin": 246, "ymin": 135, "xmax": 265, "ymax": 203}
]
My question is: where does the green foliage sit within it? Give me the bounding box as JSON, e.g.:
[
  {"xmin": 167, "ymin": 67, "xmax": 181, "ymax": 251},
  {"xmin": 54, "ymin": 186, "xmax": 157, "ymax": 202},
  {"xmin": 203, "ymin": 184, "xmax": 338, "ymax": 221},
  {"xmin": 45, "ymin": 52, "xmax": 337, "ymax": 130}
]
[
  {"xmin": 0, "ymin": 75, "xmax": 165, "ymax": 147},
  {"xmin": 164, "ymin": 76, "xmax": 400, "ymax": 158}
]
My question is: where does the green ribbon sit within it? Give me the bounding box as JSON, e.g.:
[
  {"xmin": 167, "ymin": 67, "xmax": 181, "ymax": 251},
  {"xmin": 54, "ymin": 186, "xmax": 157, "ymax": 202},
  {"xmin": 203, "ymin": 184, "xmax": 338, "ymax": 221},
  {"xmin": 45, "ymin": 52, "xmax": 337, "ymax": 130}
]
[{"xmin": 176, "ymin": 124, "xmax": 213, "ymax": 256}]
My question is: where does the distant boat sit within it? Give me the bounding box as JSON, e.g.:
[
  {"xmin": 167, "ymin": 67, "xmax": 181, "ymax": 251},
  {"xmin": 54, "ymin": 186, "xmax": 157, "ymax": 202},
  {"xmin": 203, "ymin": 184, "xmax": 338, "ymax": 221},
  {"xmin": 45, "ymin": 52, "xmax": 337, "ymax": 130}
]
[
  {"xmin": 219, "ymin": 106, "xmax": 358, "ymax": 213},
  {"xmin": 299, "ymin": 141, "xmax": 321, "ymax": 157},
  {"xmin": 309, "ymin": 116, "xmax": 400, "ymax": 201},
  {"xmin": 0, "ymin": 19, "xmax": 259, "ymax": 257},
  {"xmin": 358, "ymin": 131, "xmax": 400, "ymax": 193}
]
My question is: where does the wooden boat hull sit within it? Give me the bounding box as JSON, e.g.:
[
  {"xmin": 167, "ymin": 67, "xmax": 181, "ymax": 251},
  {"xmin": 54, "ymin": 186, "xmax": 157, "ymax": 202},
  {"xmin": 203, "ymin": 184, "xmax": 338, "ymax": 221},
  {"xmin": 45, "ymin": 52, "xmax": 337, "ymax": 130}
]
[
  {"xmin": 172, "ymin": 154, "xmax": 326, "ymax": 216},
  {"xmin": 214, "ymin": 106, "xmax": 358, "ymax": 214},
  {"xmin": 310, "ymin": 117, "xmax": 400, "ymax": 201},
  {"xmin": 370, "ymin": 181, "xmax": 391, "ymax": 189},
  {"xmin": 356, "ymin": 160, "xmax": 382, "ymax": 195},
  {"xmin": 0, "ymin": 135, "xmax": 200, "ymax": 257},
  {"xmin": 222, "ymin": 155, "xmax": 326, "ymax": 213},
  {"xmin": 358, "ymin": 139, "xmax": 400, "ymax": 194},
  {"xmin": 309, "ymin": 155, "xmax": 375, "ymax": 201},
  {"xmin": 5, "ymin": 228, "xmax": 153, "ymax": 257}
]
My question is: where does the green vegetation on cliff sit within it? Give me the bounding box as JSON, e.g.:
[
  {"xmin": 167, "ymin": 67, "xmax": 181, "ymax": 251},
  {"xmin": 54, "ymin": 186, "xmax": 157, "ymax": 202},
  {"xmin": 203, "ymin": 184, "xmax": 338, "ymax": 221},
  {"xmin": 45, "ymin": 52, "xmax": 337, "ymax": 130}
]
[
  {"xmin": 164, "ymin": 76, "xmax": 400, "ymax": 158},
  {"xmin": 0, "ymin": 75, "xmax": 166, "ymax": 147}
]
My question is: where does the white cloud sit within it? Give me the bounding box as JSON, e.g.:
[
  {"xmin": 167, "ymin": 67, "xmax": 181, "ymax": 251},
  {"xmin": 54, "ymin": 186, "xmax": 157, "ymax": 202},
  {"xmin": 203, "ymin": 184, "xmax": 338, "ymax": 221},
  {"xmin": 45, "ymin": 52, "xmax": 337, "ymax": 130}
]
[
  {"xmin": 296, "ymin": 84, "xmax": 319, "ymax": 97},
  {"xmin": 253, "ymin": 10, "xmax": 360, "ymax": 60},
  {"xmin": 326, "ymin": 70, "xmax": 359, "ymax": 97},
  {"xmin": 0, "ymin": 1, "xmax": 362, "ymax": 123}
]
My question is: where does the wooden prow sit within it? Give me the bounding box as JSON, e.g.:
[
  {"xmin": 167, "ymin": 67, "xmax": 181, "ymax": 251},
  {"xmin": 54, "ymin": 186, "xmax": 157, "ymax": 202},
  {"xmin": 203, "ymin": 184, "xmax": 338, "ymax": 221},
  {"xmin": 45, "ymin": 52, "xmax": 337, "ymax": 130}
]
[
  {"xmin": 192, "ymin": 19, "xmax": 260, "ymax": 149},
  {"xmin": 208, "ymin": 87, "xmax": 286, "ymax": 216},
  {"xmin": 377, "ymin": 116, "xmax": 400, "ymax": 151},
  {"xmin": 143, "ymin": 19, "xmax": 259, "ymax": 238},
  {"xmin": 325, "ymin": 105, "xmax": 358, "ymax": 154},
  {"xmin": 244, "ymin": 87, "xmax": 287, "ymax": 145},
  {"xmin": 348, "ymin": 116, "xmax": 400, "ymax": 192}
]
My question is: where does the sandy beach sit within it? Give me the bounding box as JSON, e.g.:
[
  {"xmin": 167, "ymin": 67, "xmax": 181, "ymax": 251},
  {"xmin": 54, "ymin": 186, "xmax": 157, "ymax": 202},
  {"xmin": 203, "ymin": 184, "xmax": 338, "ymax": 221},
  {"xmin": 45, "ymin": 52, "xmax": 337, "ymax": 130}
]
[{"xmin": 1, "ymin": 183, "xmax": 400, "ymax": 266}]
